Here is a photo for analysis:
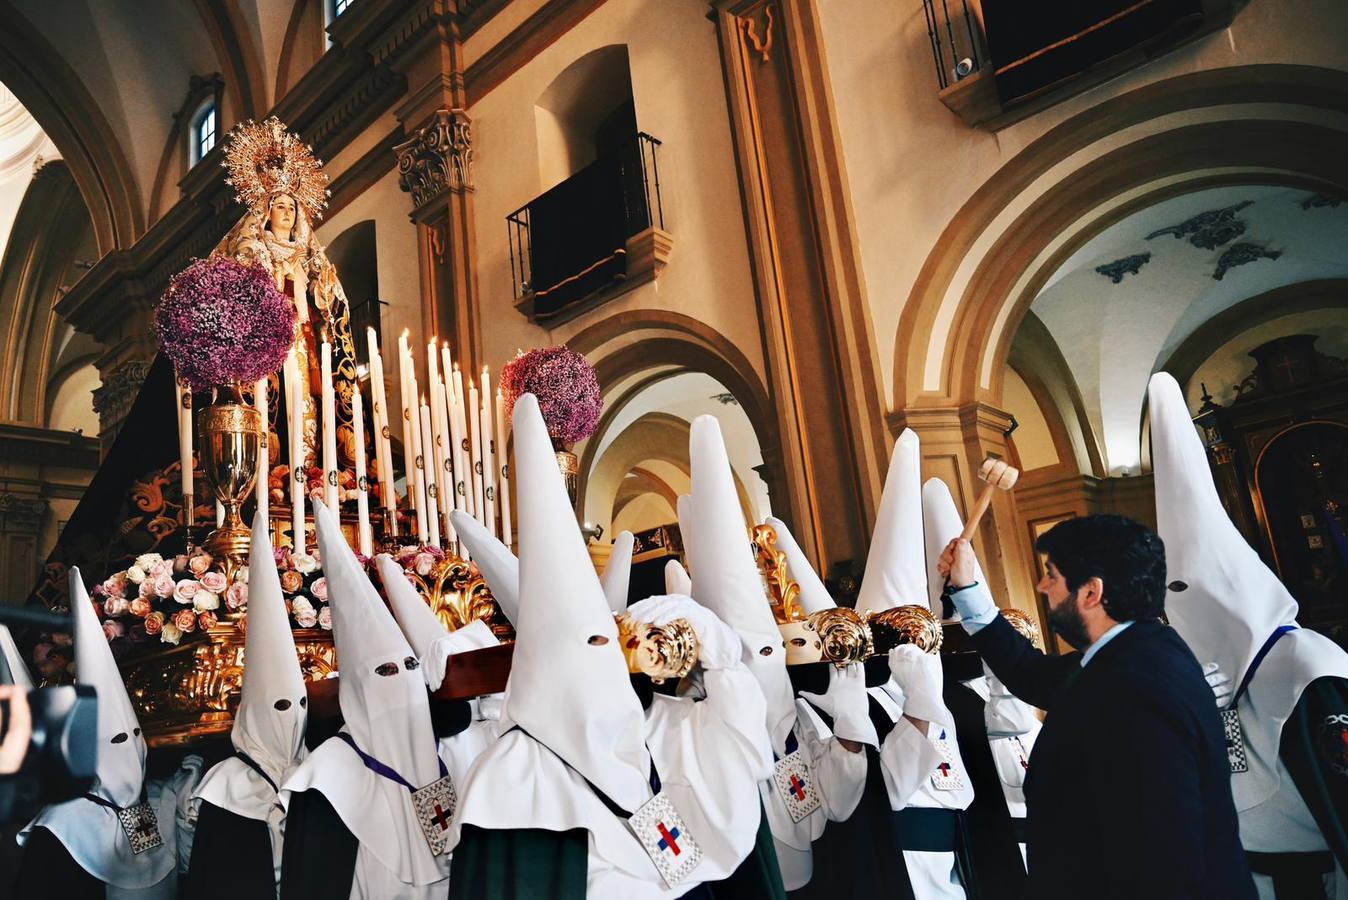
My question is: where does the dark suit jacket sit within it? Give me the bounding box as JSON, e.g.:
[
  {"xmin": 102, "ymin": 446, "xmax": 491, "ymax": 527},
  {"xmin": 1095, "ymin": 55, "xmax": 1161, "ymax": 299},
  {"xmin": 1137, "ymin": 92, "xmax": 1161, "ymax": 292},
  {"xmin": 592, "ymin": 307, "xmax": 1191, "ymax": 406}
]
[{"xmin": 971, "ymin": 616, "xmax": 1255, "ymax": 899}]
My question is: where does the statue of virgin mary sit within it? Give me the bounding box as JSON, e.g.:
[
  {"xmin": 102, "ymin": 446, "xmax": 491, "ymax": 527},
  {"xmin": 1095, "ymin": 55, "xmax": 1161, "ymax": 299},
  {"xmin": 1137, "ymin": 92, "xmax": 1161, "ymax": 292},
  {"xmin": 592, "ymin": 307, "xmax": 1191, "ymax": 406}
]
[{"xmin": 210, "ymin": 118, "xmax": 359, "ymax": 482}]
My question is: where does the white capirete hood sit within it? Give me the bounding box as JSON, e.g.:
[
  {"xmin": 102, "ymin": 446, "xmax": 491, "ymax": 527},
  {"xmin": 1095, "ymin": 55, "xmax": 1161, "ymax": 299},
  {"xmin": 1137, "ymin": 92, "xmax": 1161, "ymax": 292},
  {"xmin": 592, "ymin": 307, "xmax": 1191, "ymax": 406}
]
[{"xmin": 856, "ymin": 429, "xmax": 929, "ymax": 616}]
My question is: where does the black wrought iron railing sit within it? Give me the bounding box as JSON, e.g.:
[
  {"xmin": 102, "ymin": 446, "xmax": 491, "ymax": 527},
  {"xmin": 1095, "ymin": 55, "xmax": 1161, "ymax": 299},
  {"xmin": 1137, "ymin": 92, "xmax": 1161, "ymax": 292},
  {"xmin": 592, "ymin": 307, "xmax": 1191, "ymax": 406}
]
[
  {"xmin": 922, "ymin": 0, "xmax": 983, "ymax": 90},
  {"xmin": 507, "ymin": 132, "xmax": 664, "ymax": 317}
]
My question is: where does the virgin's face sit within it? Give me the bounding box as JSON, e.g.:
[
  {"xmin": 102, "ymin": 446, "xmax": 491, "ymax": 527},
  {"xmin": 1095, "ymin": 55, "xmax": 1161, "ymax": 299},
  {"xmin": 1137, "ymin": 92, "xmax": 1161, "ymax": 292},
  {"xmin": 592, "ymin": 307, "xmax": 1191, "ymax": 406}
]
[{"xmin": 268, "ymin": 194, "xmax": 297, "ymax": 235}]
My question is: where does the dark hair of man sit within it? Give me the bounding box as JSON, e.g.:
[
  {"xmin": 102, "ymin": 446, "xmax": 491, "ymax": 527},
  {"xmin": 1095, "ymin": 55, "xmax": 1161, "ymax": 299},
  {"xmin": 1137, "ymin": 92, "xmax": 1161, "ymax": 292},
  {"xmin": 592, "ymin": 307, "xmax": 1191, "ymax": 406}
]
[{"xmin": 1034, "ymin": 514, "xmax": 1167, "ymax": 622}]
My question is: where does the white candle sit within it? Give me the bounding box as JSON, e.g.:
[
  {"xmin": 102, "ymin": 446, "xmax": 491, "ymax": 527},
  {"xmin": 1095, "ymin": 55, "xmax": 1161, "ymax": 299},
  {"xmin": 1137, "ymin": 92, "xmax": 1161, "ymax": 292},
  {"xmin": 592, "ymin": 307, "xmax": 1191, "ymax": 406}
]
[
  {"xmin": 367, "ymin": 328, "xmax": 396, "ymax": 534},
  {"xmin": 254, "ymin": 377, "xmax": 269, "ymax": 523},
  {"xmin": 431, "ymin": 374, "xmax": 456, "ymax": 549},
  {"xmin": 426, "ymin": 343, "xmax": 450, "ymax": 535},
  {"xmin": 447, "ymin": 362, "xmax": 470, "ymax": 518},
  {"xmin": 216, "ymin": 501, "xmax": 226, "ymax": 528},
  {"xmin": 352, "ymin": 382, "xmax": 373, "ymax": 557},
  {"xmin": 419, "ymin": 400, "xmax": 440, "ymax": 546},
  {"xmin": 405, "ymin": 347, "xmax": 429, "ymax": 543},
  {"xmin": 401, "ymin": 398, "xmax": 419, "ymax": 543},
  {"xmin": 175, "ymin": 375, "xmax": 194, "ymax": 523},
  {"xmin": 468, "ymin": 379, "xmax": 485, "ymax": 526},
  {"xmin": 285, "ymin": 352, "xmax": 305, "ymax": 556},
  {"xmin": 495, "ymin": 388, "xmax": 512, "ymax": 547},
  {"xmin": 479, "ymin": 368, "xmax": 498, "ymax": 539},
  {"xmin": 451, "ymin": 364, "xmax": 474, "ymax": 518},
  {"xmin": 320, "ymin": 336, "xmax": 339, "ymax": 512},
  {"xmin": 397, "ymin": 331, "xmax": 419, "ymax": 538}
]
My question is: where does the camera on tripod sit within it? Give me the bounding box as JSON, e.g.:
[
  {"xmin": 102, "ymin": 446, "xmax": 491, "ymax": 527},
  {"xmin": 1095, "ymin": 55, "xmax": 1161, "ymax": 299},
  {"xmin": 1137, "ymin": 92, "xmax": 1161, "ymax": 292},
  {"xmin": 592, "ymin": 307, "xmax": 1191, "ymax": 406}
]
[{"xmin": 0, "ymin": 604, "xmax": 99, "ymax": 822}]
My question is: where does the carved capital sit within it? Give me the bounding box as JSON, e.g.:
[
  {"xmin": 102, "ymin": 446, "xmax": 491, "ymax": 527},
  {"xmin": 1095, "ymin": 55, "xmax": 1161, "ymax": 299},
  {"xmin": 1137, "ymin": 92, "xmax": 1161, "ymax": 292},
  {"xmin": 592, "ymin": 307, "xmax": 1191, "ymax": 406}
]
[
  {"xmin": 92, "ymin": 359, "xmax": 151, "ymax": 425},
  {"xmin": 394, "ymin": 108, "xmax": 474, "ymax": 209}
]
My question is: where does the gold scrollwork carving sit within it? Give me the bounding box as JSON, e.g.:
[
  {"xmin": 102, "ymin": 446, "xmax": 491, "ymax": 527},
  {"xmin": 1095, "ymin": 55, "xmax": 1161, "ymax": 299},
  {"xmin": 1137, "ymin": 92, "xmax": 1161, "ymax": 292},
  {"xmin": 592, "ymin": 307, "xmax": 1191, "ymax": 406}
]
[
  {"xmin": 751, "ymin": 522, "xmax": 804, "ymax": 623},
  {"xmin": 403, "ymin": 557, "xmax": 513, "ymax": 640}
]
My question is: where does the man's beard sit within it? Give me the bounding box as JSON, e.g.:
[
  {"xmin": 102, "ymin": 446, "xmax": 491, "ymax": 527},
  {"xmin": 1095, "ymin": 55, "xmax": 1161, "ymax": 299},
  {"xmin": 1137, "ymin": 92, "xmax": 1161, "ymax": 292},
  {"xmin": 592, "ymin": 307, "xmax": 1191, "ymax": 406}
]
[{"xmin": 1046, "ymin": 590, "xmax": 1090, "ymax": 650}]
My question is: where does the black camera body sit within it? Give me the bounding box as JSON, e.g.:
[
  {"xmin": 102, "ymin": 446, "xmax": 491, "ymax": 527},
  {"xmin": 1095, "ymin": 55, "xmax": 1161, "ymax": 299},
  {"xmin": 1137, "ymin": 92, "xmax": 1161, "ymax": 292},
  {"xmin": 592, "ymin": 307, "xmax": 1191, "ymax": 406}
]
[{"xmin": 1, "ymin": 685, "xmax": 98, "ymax": 820}]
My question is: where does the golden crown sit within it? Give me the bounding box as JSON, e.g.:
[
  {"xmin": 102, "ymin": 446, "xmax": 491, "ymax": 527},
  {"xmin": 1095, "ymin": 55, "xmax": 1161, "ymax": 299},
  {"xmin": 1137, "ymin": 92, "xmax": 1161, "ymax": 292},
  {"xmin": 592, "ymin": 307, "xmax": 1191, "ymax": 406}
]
[{"xmin": 222, "ymin": 117, "xmax": 330, "ymax": 221}]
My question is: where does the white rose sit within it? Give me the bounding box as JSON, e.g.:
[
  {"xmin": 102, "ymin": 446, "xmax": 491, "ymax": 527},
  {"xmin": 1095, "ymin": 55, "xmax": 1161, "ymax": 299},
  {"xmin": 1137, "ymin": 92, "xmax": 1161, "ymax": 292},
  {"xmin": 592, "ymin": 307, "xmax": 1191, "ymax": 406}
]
[
  {"xmin": 125, "ymin": 565, "xmax": 147, "ymax": 584},
  {"xmin": 193, "ymin": 590, "xmax": 220, "ymax": 612},
  {"xmin": 160, "ymin": 621, "xmax": 183, "ymax": 645},
  {"xmin": 290, "ymin": 596, "xmax": 315, "ymax": 617},
  {"xmin": 134, "ymin": 553, "xmax": 164, "ymax": 572},
  {"xmin": 292, "ymin": 553, "xmax": 318, "ymax": 575}
]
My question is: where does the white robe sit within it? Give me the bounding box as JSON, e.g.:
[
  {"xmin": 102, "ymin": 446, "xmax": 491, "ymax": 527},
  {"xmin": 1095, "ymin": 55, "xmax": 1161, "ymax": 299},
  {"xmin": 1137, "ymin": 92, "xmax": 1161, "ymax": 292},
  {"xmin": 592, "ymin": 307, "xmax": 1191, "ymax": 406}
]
[
  {"xmin": 870, "ymin": 680, "xmax": 975, "ymax": 899},
  {"xmin": 964, "ymin": 673, "xmax": 1040, "ymax": 864},
  {"xmin": 1232, "ymin": 628, "xmax": 1348, "ymax": 900},
  {"xmin": 449, "ymin": 667, "xmax": 770, "ymax": 899},
  {"xmin": 759, "ymin": 699, "xmax": 867, "ymax": 891}
]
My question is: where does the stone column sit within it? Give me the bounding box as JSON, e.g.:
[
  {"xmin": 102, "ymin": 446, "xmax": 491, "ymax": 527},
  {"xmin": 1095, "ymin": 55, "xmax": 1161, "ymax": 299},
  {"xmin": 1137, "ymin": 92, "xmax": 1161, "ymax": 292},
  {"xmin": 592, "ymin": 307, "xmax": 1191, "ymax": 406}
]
[{"xmin": 710, "ymin": 0, "xmax": 891, "ymax": 577}]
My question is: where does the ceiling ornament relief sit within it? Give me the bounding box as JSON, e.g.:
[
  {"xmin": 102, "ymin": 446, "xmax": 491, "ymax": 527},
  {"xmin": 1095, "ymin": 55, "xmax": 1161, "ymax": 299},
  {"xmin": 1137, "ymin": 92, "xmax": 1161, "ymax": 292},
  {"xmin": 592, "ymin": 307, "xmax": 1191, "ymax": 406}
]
[
  {"xmin": 1146, "ymin": 200, "xmax": 1252, "ymax": 250},
  {"xmin": 1213, "ymin": 242, "xmax": 1283, "ymax": 281},
  {"xmin": 1094, "ymin": 252, "xmax": 1152, "ymax": 283}
]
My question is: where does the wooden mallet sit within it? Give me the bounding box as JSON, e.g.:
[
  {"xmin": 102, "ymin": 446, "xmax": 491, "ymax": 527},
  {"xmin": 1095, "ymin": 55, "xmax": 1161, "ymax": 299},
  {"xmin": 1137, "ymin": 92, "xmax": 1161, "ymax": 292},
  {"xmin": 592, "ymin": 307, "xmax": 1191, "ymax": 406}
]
[{"xmin": 960, "ymin": 457, "xmax": 1020, "ymax": 542}]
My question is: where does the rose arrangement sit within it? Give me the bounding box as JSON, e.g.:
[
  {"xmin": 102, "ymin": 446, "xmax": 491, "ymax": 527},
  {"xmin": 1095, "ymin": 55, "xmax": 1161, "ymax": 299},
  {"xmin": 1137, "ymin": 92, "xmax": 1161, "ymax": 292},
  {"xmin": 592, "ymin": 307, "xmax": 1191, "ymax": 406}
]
[
  {"xmin": 500, "ymin": 346, "xmax": 601, "ymax": 446},
  {"xmin": 87, "ymin": 551, "xmax": 245, "ymax": 649},
  {"xmin": 271, "ymin": 544, "xmax": 333, "ymax": 631},
  {"xmin": 155, "ymin": 257, "xmax": 294, "ymax": 392}
]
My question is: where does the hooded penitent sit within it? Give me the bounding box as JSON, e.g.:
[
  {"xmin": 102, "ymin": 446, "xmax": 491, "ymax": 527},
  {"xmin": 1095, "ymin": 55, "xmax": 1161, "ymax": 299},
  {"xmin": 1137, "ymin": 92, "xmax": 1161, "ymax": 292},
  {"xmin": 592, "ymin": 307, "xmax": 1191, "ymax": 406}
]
[
  {"xmin": 687, "ymin": 415, "xmax": 796, "ymax": 755},
  {"xmin": 856, "ymin": 429, "xmax": 929, "ymax": 618},
  {"xmin": 20, "ymin": 569, "xmax": 175, "ymax": 890},
  {"xmin": 495, "ymin": 394, "xmax": 652, "ymax": 812},
  {"xmin": 194, "ymin": 512, "xmax": 308, "ymax": 874},
  {"xmin": 377, "ymin": 553, "xmax": 497, "ymax": 692},
  {"xmin": 602, "ymin": 531, "xmax": 635, "ymax": 614},
  {"xmin": 280, "ymin": 500, "xmax": 450, "ymax": 887},
  {"xmin": 1148, "ymin": 371, "xmax": 1298, "ymax": 694},
  {"xmin": 450, "ymin": 509, "xmax": 520, "ymax": 626},
  {"xmin": 1148, "ymin": 371, "xmax": 1348, "ymax": 814}
]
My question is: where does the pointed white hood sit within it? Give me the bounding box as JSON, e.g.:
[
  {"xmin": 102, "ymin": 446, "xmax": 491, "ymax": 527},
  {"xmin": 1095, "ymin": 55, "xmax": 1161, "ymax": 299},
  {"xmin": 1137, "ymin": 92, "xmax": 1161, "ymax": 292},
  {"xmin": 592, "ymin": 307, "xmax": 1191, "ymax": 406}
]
[
  {"xmin": 377, "ymin": 553, "xmax": 498, "ymax": 691},
  {"xmin": 687, "ymin": 415, "xmax": 797, "ymax": 754},
  {"xmin": 451, "ymin": 509, "xmax": 520, "ymax": 626},
  {"xmin": 281, "ymin": 500, "xmax": 449, "ymax": 886},
  {"xmin": 856, "ymin": 429, "xmax": 929, "ymax": 616},
  {"xmin": 921, "ymin": 477, "xmax": 987, "ymax": 620},
  {"xmin": 677, "ymin": 493, "xmax": 694, "ymax": 551},
  {"xmin": 601, "ymin": 530, "xmax": 634, "ymax": 613},
  {"xmin": 765, "ymin": 516, "xmax": 835, "ymax": 614},
  {"xmin": 499, "ymin": 394, "xmax": 652, "ymax": 813},
  {"xmin": 0, "ymin": 623, "xmax": 33, "ymax": 688},
  {"xmin": 665, "ymin": 559, "xmax": 693, "ymax": 596},
  {"xmin": 1148, "ymin": 371, "xmax": 1299, "ymax": 688},
  {"xmin": 194, "ymin": 513, "xmax": 307, "ymax": 883},
  {"xmin": 20, "ymin": 569, "xmax": 173, "ymax": 888}
]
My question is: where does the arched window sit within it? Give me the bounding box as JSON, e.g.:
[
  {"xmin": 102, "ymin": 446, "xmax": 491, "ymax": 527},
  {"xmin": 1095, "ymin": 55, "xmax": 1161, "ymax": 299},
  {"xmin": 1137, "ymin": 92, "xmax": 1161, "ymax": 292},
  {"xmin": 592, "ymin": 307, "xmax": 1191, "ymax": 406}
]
[
  {"xmin": 332, "ymin": 0, "xmax": 354, "ymax": 19},
  {"xmin": 192, "ymin": 101, "xmax": 218, "ymax": 166}
]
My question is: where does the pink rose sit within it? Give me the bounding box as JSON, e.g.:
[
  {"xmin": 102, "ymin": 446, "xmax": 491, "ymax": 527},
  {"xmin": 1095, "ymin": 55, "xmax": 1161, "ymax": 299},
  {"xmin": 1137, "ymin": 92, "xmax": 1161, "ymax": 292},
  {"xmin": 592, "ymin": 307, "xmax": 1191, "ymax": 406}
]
[
  {"xmin": 197, "ymin": 611, "xmax": 219, "ymax": 631},
  {"xmin": 103, "ymin": 595, "xmax": 130, "ymax": 617},
  {"xmin": 413, "ymin": 552, "xmax": 435, "ymax": 576},
  {"xmin": 226, "ymin": 581, "xmax": 248, "ymax": 610},
  {"xmin": 310, "ymin": 577, "xmax": 328, "ymax": 601},
  {"xmin": 143, "ymin": 612, "xmax": 164, "ymax": 635},
  {"xmin": 138, "ymin": 577, "xmax": 156, "ymax": 599},
  {"xmin": 102, "ymin": 573, "xmax": 128, "ymax": 597},
  {"xmin": 153, "ymin": 575, "xmax": 176, "ymax": 599},
  {"xmin": 188, "ymin": 553, "xmax": 213, "ymax": 577},
  {"xmin": 199, "ymin": 571, "xmax": 228, "ymax": 594},
  {"xmin": 173, "ymin": 555, "xmax": 189, "ymax": 574},
  {"xmin": 148, "ymin": 560, "xmax": 171, "ymax": 580},
  {"xmin": 128, "ymin": 598, "xmax": 152, "ymax": 617},
  {"xmin": 173, "ymin": 579, "xmax": 200, "ymax": 605},
  {"xmin": 318, "ymin": 606, "xmax": 332, "ymax": 630},
  {"xmin": 102, "ymin": 620, "xmax": 125, "ymax": 641},
  {"xmin": 280, "ymin": 570, "xmax": 304, "ymax": 594},
  {"xmin": 173, "ymin": 608, "xmax": 198, "ymax": 633}
]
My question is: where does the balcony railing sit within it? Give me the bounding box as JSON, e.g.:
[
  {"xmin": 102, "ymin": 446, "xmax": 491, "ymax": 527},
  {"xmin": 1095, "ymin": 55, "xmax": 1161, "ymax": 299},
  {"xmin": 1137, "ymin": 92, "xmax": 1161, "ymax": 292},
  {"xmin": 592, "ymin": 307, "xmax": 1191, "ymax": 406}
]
[{"xmin": 507, "ymin": 132, "xmax": 667, "ymax": 323}]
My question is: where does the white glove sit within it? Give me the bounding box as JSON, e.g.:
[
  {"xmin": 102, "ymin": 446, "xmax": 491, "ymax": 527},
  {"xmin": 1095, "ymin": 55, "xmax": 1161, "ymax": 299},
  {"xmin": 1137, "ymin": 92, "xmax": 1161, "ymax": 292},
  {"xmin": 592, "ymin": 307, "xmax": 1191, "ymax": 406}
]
[
  {"xmin": 1203, "ymin": 661, "xmax": 1232, "ymax": 708},
  {"xmin": 798, "ymin": 663, "xmax": 878, "ymax": 747},
  {"xmin": 888, "ymin": 644, "xmax": 951, "ymax": 727},
  {"xmin": 626, "ymin": 594, "xmax": 741, "ymax": 671}
]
